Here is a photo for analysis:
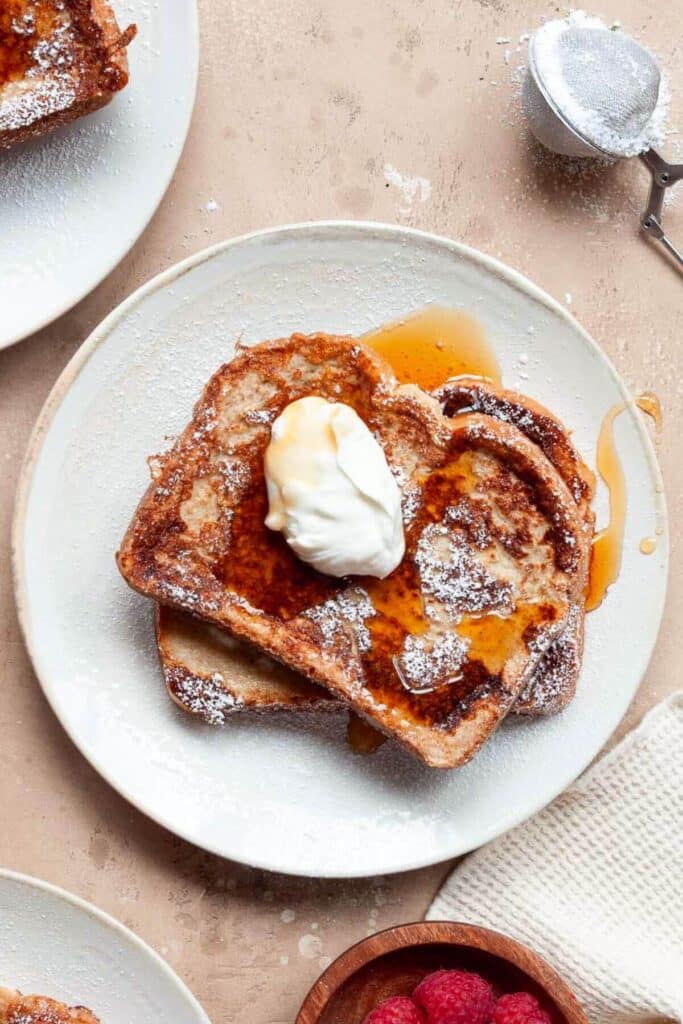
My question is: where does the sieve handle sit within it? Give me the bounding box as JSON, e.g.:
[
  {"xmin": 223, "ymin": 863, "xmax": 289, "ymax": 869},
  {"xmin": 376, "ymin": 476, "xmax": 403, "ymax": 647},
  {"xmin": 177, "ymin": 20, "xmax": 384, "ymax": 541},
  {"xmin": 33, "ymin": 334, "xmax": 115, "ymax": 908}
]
[{"xmin": 639, "ymin": 149, "xmax": 683, "ymax": 269}]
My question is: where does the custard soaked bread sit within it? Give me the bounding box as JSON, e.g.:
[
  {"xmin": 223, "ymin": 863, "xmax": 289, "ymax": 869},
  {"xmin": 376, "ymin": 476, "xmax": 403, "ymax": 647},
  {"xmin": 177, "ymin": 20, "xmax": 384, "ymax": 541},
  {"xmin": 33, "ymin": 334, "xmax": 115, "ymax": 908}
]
[
  {"xmin": 0, "ymin": 987, "xmax": 100, "ymax": 1023},
  {"xmin": 118, "ymin": 335, "xmax": 587, "ymax": 769},
  {"xmin": 155, "ymin": 374, "xmax": 594, "ymax": 723},
  {"xmin": 0, "ymin": 0, "xmax": 135, "ymax": 149},
  {"xmin": 436, "ymin": 377, "xmax": 595, "ymax": 715}
]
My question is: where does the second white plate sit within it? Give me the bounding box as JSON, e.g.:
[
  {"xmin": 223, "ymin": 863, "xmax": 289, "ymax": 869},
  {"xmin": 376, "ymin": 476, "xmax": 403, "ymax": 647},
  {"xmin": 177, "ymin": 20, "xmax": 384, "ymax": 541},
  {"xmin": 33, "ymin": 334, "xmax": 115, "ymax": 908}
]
[
  {"xmin": 0, "ymin": 0, "xmax": 198, "ymax": 349},
  {"xmin": 13, "ymin": 222, "xmax": 668, "ymax": 877},
  {"xmin": 0, "ymin": 870, "xmax": 209, "ymax": 1023}
]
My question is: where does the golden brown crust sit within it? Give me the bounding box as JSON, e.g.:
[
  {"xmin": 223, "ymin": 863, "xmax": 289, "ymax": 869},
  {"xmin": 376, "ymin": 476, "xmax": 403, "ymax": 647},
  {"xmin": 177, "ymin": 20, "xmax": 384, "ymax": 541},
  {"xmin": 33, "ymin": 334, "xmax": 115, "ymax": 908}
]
[
  {"xmin": 0, "ymin": 0, "xmax": 136, "ymax": 150},
  {"xmin": 0, "ymin": 987, "xmax": 100, "ymax": 1023},
  {"xmin": 117, "ymin": 334, "xmax": 588, "ymax": 769}
]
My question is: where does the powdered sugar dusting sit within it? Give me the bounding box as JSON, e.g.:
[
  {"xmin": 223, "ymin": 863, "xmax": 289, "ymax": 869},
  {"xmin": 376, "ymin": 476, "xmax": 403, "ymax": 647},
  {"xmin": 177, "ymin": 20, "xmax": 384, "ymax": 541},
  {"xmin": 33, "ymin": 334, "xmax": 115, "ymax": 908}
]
[
  {"xmin": 395, "ymin": 632, "xmax": 470, "ymax": 694},
  {"xmin": 155, "ymin": 557, "xmax": 221, "ymax": 615},
  {"xmin": 2, "ymin": 999, "xmax": 98, "ymax": 1023},
  {"xmin": 517, "ymin": 602, "xmax": 582, "ymax": 714},
  {"xmin": 390, "ymin": 464, "xmax": 422, "ymax": 525},
  {"xmin": 445, "ymin": 500, "xmax": 492, "ymax": 549},
  {"xmin": 245, "ymin": 407, "xmax": 276, "ymax": 425},
  {"xmin": 304, "ymin": 586, "xmax": 375, "ymax": 655},
  {"xmin": 216, "ymin": 453, "xmax": 251, "ymax": 499},
  {"xmin": 383, "ymin": 162, "xmax": 432, "ymax": 217},
  {"xmin": 165, "ymin": 666, "xmax": 244, "ymax": 725},
  {"xmin": 402, "ymin": 486, "xmax": 420, "ymax": 525},
  {"xmin": 416, "ymin": 522, "xmax": 513, "ymax": 619}
]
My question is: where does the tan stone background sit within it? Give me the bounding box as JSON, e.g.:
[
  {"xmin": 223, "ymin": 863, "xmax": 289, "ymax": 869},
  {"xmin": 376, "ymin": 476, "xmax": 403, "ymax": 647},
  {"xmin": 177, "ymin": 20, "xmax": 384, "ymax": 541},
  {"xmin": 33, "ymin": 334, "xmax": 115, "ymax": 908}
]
[{"xmin": 1, "ymin": 1, "xmax": 681, "ymax": 1021}]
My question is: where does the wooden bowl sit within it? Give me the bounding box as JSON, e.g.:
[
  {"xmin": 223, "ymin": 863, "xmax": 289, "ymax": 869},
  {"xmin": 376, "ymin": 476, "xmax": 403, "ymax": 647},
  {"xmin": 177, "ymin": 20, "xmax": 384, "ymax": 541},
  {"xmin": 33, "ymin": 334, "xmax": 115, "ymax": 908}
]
[{"xmin": 296, "ymin": 922, "xmax": 587, "ymax": 1024}]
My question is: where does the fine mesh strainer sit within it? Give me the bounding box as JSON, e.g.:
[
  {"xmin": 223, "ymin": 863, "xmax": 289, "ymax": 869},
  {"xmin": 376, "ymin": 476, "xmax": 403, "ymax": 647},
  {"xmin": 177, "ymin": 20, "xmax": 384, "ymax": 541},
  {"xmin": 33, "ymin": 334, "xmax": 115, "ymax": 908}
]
[{"xmin": 524, "ymin": 16, "xmax": 683, "ymax": 267}]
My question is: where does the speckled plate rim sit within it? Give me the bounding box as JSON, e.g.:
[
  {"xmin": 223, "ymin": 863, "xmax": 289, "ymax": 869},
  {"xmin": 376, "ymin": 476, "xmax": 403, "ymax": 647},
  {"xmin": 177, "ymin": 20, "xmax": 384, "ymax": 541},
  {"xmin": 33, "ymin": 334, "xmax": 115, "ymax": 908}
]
[
  {"xmin": 11, "ymin": 220, "xmax": 669, "ymax": 877},
  {"xmin": 0, "ymin": 0, "xmax": 199, "ymax": 350},
  {"xmin": 0, "ymin": 867, "xmax": 211, "ymax": 1021}
]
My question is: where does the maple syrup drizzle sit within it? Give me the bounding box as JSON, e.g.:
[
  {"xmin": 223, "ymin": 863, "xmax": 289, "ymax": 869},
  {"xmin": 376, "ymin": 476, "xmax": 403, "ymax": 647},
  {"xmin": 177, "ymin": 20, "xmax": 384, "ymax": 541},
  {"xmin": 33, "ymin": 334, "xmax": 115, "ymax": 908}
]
[
  {"xmin": 347, "ymin": 713, "xmax": 387, "ymax": 754},
  {"xmin": 586, "ymin": 403, "xmax": 626, "ymax": 612},
  {"xmin": 586, "ymin": 392, "xmax": 663, "ymax": 611},
  {"xmin": 636, "ymin": 392, "xmax": 663, "ymax": 438},
  {"xmin": 457, "ymin": 607, "xmax": 548, "ymax": 675},
  {"xmin": 362, "ymin": 305, "xmax": 501, "ymax": 391}
]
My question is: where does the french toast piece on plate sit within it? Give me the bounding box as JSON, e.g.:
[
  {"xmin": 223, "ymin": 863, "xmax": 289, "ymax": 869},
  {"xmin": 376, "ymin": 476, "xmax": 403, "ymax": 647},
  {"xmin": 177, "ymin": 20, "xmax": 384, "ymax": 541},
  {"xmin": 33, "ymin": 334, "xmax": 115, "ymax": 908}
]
[
  {"xmin": 117, "ymin": 334, "xmax": 587, "ymax": 769},
  {"xmin": 154, "ymin": 373, "xmax": 595, "ymax": 722},
  {"xmin": 0, "ymin": 0, "xmax": 135, "ymax": 150},
  {"xmin": 156, "ymin": 602, "xmax": 335, "ymax": 723},
  {"xmin": 0, "ymin": 986, "xmax": 100, "ymax": 1023},
  {"xmin": 436, "ymin": 377, "xmax": 595, "ymax": 715}
]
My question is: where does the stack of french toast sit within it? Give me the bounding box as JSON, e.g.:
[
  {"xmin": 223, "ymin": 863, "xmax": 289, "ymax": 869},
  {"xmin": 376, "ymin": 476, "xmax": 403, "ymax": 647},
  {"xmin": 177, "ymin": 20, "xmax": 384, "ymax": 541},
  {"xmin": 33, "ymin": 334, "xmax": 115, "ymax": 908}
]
[{"xmin": 117, "ymin": 331, "xmax": 595, "ymax": 770}]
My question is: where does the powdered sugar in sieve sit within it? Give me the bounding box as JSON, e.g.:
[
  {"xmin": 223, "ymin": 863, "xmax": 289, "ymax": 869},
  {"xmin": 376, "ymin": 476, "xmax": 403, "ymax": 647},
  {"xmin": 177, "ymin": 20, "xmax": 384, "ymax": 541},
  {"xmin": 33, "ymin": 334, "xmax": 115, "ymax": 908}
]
[
  {"xmin": 524, "ymin": 11, "xmax": 666, "ymax": 159},
  {"xmin": 523, "ymin": 11, "xmax": 683, "ymax": 269}
]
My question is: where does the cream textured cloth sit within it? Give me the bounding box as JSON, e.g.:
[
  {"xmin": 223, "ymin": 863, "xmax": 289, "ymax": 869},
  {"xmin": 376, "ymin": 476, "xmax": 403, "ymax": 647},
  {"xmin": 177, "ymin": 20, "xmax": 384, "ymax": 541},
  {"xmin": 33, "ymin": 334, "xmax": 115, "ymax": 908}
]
[{"xmin": 428, "ymin": 693, "xmax": 683, "ymax": 1023}]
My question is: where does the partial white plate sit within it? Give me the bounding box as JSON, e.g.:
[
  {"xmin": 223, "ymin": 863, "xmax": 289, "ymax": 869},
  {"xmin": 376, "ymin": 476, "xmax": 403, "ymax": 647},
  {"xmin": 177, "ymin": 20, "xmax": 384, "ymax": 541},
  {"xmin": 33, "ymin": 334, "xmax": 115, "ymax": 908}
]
[
  {"xmin": 0, "ymin": 0, "xmax": 198, "ymax": 350},
  {"xmin": 0, "ymin": 869, "xmax": 210, "ymax": 1023},
  {"xmin": 13, "ymin": 222, "xmax": 668, "ymax": 877}
]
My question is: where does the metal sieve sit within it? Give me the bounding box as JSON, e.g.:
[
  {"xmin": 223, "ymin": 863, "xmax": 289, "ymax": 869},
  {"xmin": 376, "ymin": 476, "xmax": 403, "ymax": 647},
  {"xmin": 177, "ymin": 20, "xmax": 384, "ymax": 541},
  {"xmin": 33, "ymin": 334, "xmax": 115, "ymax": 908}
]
[{"xmin": 524, "ymin": 19, "xmax": 683, "ymax": 268}]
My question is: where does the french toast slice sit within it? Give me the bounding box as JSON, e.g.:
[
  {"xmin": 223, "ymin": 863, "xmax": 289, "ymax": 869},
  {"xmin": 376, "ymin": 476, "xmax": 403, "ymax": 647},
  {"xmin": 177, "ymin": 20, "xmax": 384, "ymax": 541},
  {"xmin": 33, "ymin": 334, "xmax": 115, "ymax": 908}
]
[
  {"xmin": 117, "ymin": 335, "xmax": 587, "ymax": 769},
  {"xmin": 0, "ymin": 0, "xmax": 135, "ymax": 150},
  {"xmin": 436, "ymin": 377, "xmax": 595, "ymax": 714},
  {"xmin": 0, "ymin": 986, "xmax": 99, "ymax": 1023},
  {"xmin": 436, "ymin": 378, "xmax": 595, "ymax": 519},
  {"xmin": 156, "ymin": 603, "xmax": 334, "ymax": 722},
  {"xmin": 154, "ymin": 375, "xmax": 595, "ymax": 723}
]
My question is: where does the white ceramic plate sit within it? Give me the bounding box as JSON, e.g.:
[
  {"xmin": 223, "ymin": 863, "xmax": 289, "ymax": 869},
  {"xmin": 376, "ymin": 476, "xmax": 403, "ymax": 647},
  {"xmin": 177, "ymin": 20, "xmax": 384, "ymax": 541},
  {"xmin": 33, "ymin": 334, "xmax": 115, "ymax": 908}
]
[
  {"xmin": 0, "ymin": 0, "xmax": 198, "ymax": 350},
  {"xmin": 13, "ymin": 222, "xmax": 668, "ymax": 878},
  {"xmin": 0, "ymin": 869, "xmax": 210, "ymax": 1023}
]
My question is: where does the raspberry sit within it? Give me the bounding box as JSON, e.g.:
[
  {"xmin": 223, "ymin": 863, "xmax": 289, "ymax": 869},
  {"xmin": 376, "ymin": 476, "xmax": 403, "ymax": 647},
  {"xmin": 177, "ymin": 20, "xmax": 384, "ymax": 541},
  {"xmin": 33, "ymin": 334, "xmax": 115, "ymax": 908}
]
[
  {"xmin": 492, "ymin": 992, "xmax": 552, "ymax": 1024},
  {"xmin": 413, "ymin": 970, "xmax": 495, "ymax": 1024},
  {"xmin": 363, "ymin": 995, "xmax": 426, "ymax": 1024}
]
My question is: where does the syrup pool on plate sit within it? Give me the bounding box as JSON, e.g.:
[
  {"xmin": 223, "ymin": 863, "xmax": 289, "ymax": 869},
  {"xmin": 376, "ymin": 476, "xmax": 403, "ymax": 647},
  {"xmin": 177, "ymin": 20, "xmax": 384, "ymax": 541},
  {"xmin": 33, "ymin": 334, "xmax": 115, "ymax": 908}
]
[
  {"xmin": 587, "ymin": 392, "xmax": 662, "ymax": 611},
  {"xmin": 636, "ymin": 392, "xmax": 663, "ymax": 438},
  {"xmin": 586, "ymin": 402, "xmax": 627, "ymax": 612},
  {"xmin": 362, "ymin": 305, "xmax": 501, "ymax": 391},
  {"xmin": 347, "ymin": 713, "xmax": 387, "ymax": 754}
]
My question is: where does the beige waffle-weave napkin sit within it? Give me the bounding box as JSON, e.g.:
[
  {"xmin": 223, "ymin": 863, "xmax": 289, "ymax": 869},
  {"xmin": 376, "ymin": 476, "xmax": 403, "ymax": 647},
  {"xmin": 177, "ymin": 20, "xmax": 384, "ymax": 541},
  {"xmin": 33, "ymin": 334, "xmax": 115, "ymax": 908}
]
[{"xmin": 428, "ymin": 693, "xmax": 683, "ymax": 1023}]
